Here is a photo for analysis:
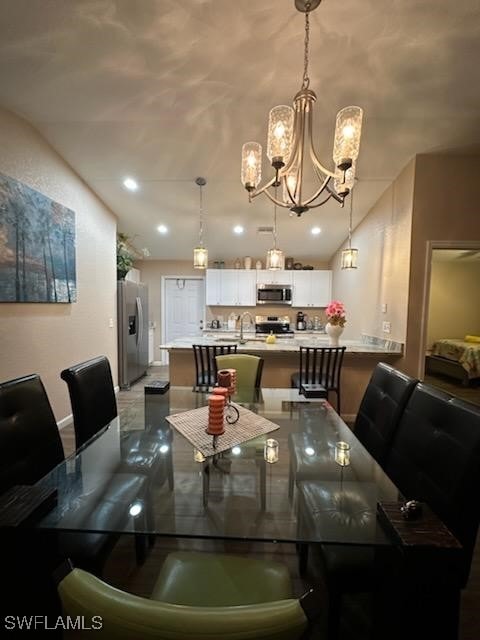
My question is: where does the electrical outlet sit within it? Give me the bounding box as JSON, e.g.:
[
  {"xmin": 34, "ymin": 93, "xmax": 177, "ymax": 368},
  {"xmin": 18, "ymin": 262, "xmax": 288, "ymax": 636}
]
[
  {"xmin": 381, "ymin": 304, "xmax": 387, "ymax": 313},
  {"xmin": 382, "ymin": 321, "xmax": 391, "ymax": 334},
  {"xmin": 109, "ymin": 318, "xmax": 114, "ymax": 328}
]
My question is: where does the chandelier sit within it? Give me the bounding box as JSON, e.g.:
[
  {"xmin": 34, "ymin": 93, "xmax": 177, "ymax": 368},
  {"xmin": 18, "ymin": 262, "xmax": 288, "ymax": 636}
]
[
  {"xmin": 193, "ymin": 177, "xmax": 208, "ymax": 269},
  {"xmin": 241, "ymin": 0, "xmax": 363, "ymax": 217},
  {"xmin": 341, "ymin": 184, "xmax": 358, "ymax": 269}
]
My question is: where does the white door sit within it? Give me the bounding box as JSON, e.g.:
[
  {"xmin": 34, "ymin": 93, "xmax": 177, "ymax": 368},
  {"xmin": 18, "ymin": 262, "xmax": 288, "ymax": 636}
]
[
  {"xmin": 220, "ymin": 270, "xmax": 237, "ymax": 305},
  {"xmin": 164, "ymin": 278, "xmax": 205, "ymax": 363},
  {"xmin": 206, "ymin": 269, "xmax": 221, "ymax": 305},
  {"xmin": 237, "ymin": 270, "xmax": 256, "ymax": 305},
  {"xmin": 310, "ymin": 271, "xmax": 332, "ymax": 307},
  {"xmin": 292, "ymin": 271, "xmax": 311, "ymax": 307}
]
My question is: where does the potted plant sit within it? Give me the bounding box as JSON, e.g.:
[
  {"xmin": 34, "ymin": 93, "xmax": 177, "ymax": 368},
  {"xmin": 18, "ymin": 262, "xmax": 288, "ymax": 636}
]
[
  {"xmin": 116, "ymin": 232, "xmax": 135, "ymax": 280},
  {"xmin": 325, "ymin": 300, "xmax": 346, "ymax": 346}
]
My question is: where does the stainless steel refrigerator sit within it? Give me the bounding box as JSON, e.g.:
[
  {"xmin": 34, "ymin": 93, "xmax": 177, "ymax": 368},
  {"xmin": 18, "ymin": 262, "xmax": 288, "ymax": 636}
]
[{"xmin": 118, "ymin": 280, "xmax": 149, "ymax": 389}]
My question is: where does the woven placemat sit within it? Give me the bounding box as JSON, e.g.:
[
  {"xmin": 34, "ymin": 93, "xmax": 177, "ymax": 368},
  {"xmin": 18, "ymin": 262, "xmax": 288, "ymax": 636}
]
[{"xmin": 166, "ymin": 403, "xmax": 280, "ymax": 457}]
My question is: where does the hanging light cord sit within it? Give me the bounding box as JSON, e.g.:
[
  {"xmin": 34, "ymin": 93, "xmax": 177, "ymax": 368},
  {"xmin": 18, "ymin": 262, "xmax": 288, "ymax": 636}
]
[
  {"xmin": 273, "ymin": 186, "xmax": 278, "ymax": 249},
  {"xmin": 302, "ymin": 3, "xmax": 311, "ymax": 89},
  {"xmin": 348, "ymin": 188, "xmax": 353, "ymax": 249},
  {"xmin": 199, "ymin": 183, "xmax": 204, "ymax": 246}
]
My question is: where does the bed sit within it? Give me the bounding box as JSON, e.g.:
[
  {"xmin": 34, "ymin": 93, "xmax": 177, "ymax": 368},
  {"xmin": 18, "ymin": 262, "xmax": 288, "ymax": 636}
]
[{"xmin": 425, "ymin": 339, "xmax": 480, "ymax": 386}]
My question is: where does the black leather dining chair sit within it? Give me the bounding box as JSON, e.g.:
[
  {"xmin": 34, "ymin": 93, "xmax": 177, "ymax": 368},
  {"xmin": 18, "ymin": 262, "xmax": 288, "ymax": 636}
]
[
  {"xmin": 353, "ymin": 362, "xmax": 418, "ymax": 467},
  {"xmin": 192, "ymin": 344, "xmax": 237, "ymax": 390},
  {"xmin": 291, "ymin": 346, "xmax": 345, "ymax": 414},
  {"xmin": 60, "ymin": 355, "xmax": 117, "ymax": 449},
  {"xmin": 0, "ymin": 374, "xmax": 118, "ymax": 576},
  {"xmin": 384, "ymin": 382, "xmax": 480, "ymax": 590}
]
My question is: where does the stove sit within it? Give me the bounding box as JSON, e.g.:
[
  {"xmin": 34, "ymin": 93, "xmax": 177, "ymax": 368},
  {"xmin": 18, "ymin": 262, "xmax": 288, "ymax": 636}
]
[{"xmin": 255, "ymin": 315, "xmax": 294, "ymax": 337}]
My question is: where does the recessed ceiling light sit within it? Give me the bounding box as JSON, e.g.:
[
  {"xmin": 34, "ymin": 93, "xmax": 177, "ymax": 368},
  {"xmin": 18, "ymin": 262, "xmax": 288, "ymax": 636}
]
[
  {"xmin": 157, "ymin": 225, "xmax": 168, "ymax": 234},
  {"xmin": 123, "ymin": 177, "xmax": 139, "ymax": 191},
  {"xmin": 311, "ymin": 226, "xmax": 321, "ymax": 235},
  {"xmin": 233, "ymin": 225, "xmax": 244, "ymax": 234}
]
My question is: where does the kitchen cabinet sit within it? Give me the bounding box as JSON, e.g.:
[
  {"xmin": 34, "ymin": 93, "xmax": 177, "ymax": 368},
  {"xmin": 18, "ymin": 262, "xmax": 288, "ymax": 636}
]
[
  {"xmin": 256, "ymin": 270, "xmax": 293, "ymax": 285},
  {"xmin": 206, "ymin": 269, "xmax": 256, "ymax": 306},
  {"xmin": 292, "ymin": 270, "xmax": 332, "ymax": 307},
  {"xmin": 205, "ymin": 269, "xmax": 222, "ymax": 305}
]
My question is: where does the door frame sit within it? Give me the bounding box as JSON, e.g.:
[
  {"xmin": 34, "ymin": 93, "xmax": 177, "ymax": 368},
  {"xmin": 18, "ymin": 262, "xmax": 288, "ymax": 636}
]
[
  {"xmin": 160, "ymin": 275, "xmax": 206, "ymax": 365},
  {"xmin": 418, "ymin": 240, "xmax": 480, "ymax": 379}
]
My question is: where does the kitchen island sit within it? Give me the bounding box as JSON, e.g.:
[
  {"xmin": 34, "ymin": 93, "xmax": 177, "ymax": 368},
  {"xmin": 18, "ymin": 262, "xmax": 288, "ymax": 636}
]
[{"xmin": 160, "ymin": 332, "xmax": 403, "ymax": 420}]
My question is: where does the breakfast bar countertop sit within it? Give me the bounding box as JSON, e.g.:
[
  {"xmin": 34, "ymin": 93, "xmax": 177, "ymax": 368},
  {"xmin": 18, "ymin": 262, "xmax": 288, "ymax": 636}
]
[{"xmin": 160, "ymin": 333, "xmax": 403, "ymax": 355}]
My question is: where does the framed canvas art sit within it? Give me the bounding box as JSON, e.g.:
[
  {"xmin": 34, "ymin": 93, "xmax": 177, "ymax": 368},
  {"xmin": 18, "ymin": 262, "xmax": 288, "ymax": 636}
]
[{"xmin": 0, "ymin": 173, "xmax": 76, "ymax": 303}]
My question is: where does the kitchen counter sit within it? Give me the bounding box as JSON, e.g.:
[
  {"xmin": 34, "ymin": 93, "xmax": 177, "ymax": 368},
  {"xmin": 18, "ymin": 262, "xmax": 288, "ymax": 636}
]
[
  {"xmin": 161, "ymin": 333, "xmax": 404, "ymax": 420},
  {"xmin": 161, "ymin": 333, "xmax": 403, "ymax": 355}
]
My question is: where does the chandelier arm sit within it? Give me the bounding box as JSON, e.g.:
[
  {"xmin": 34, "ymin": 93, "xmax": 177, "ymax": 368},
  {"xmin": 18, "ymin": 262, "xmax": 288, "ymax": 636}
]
[
  {"xmin": 282, "ymin": 173, "xmax": 296, "ymax": 206},
  {"xmin": 324, "ymin": 181, "xmax": 345, "ymax": 204},
  {"xmin": 262, "ymin": 187, "xmax": 293, "ymax": 209},
  {"xmin": 300, "ymin": 174, "xmax": 332, "ymax": 206},
  {"xmin": 304, "ymin": 192, "xmax": 336, "ymax": 208},
  {"xmin": 306, "ymin": 102, "xmax": 337, "ymax": 179},
  {"xmin": 248, "ymin": 173, "xmax": 282, "ymax": 200}
]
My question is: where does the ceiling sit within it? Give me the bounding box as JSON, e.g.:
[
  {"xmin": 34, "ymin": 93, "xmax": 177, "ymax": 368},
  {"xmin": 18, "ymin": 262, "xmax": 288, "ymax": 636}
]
[
  {"xmin": 1, "ymin": 0, "xmax": 479, "ymax": 261},
  {"xmin": 433, "ymin": 249, "xmax": 480, "ymax": 263}
]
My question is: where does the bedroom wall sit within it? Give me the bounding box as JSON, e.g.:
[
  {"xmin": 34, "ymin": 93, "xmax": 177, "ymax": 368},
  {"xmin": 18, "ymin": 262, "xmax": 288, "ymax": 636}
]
[
  {"xmin": 0, "ymin": 108, "xmax": 117, "ymax": 423},
  {"xmin": 427, "ymin": 259, "xmax": 480, "ymax": 348}
]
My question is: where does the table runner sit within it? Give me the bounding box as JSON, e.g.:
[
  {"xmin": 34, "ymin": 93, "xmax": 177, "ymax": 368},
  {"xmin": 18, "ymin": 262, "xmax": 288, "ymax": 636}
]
[{"xmin": 166, "ymin": 402, "xmax": 279, "ymax": 457}]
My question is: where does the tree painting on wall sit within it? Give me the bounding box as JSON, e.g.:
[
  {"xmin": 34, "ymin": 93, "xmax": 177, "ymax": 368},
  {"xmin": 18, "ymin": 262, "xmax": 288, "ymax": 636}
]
[{"xmin": 0, "ymin": 173, "xmax": 76, "ymax": 302}]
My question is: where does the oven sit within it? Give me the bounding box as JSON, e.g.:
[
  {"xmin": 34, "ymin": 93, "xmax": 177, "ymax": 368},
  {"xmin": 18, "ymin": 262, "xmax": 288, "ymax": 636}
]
[{"xmin": 256, "ymin": 284, "xmax": 292, "ymax": 305}]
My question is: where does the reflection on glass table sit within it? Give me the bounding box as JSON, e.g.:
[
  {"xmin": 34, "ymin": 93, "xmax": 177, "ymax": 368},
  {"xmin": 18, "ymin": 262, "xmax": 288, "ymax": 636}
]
[{"xmin": 35, "ymin": 387, "xmax": 399, "ymax": 549}]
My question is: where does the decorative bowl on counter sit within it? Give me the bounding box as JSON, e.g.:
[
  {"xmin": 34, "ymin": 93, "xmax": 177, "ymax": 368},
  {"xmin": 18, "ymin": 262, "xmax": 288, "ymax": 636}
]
[{"xmin": 293, "ymin": 262, "xmax": 303, "ymax": 270}]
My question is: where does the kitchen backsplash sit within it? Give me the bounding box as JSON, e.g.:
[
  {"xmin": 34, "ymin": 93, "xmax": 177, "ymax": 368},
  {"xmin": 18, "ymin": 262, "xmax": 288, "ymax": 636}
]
[{"xmin": 205, "ymin": 306, "xmax": 327, "ymax": 329}]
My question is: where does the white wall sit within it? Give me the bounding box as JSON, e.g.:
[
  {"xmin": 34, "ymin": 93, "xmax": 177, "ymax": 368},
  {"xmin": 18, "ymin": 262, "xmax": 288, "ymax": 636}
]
[
  {"xmin": 0, "ymin": 108, "xmax": 117, "ymax": 422},
  {"xmin": 330, "ymin": 159, "xmax": 414, "ymax": 343}
]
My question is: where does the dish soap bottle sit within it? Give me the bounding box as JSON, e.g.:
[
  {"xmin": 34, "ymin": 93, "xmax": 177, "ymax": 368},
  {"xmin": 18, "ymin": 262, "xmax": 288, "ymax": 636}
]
[{"xmin": 266, "ymin": 331, "xmax": 276, "ymax": 344}]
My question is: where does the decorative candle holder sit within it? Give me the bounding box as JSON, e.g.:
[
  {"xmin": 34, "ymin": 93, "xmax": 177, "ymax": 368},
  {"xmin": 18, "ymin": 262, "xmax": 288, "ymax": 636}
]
[
  {"xmin": 214, "ymin": 379, "xmax": 239, "ymax": 424},
  {"xmin": 335, "ymin": 441, "xmax": 351, "ymax": 467},
  {"xmin": 264, "ymin": 438, "xmax": 279, "ymax": 464}
]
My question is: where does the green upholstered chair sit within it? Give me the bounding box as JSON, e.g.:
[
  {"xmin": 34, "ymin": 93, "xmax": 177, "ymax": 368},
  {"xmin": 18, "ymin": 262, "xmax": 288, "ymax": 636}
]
[
  {"xmin": 58, "ymin": 551, "xmax": 311, "ymax": 640},
  {"xmin": 216, "ymin": 354, "xmax": 264, "ymax": 391}
]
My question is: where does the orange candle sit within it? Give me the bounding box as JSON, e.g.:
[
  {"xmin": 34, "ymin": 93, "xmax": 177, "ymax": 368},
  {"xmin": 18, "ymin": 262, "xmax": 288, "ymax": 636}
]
[
  {"xmin": 207, "ymin": 394, "xmax": 225, "ymax": 435},
  {"xmin": 217, "ymin": 370, "xmax": 231, "ymax": 388}
]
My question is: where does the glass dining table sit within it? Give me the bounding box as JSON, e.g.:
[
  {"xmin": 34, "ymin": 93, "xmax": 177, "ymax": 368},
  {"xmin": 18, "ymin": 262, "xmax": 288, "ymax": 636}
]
[{"xmin": 35, "ymin": 387, "xmax": 401, "ymax": 550}]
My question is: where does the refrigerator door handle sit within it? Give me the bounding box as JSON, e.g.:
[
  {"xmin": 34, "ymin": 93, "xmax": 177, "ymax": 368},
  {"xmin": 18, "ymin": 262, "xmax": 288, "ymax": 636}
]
[{"xmin": 136, "ymin": 296, "xmax": 143, "ymax": 347}]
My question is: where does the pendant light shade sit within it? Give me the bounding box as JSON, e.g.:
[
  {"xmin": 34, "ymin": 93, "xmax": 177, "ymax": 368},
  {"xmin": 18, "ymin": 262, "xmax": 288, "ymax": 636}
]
[
  {"xmin": 266, "ymin": 188, "xmax": 284, "ymax": 270},
  {"xmin": 193, "ymin": 177, "xmax": 208, "ymax": 269},
  {"xmin": 341, "ymin": 247, "xmax": 358, "ymax": 269},
  {"xmin": 341, "ymin": 185, "xmax": 358, "ymax": 270},
  {"xmin": 266, "ymin": 248, "xmax": 285, "ymax": 270},
  {"xmin": 193, "ymin": 246, "xmax": 208, "ymax": 269}
]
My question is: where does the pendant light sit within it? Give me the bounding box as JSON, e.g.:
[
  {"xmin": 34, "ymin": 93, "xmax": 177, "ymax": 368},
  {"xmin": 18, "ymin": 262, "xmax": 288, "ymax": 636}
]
[
  {"xmin": 341, "ymin": 186, "xmax": 358, "ymax": 269},
  {"xmin": 266, "ymin": 188, "xmax": 285, "ymax": 270},
  {"xmin": 193, "ymin": 177, "xmax": 208, "ymax": 269}
]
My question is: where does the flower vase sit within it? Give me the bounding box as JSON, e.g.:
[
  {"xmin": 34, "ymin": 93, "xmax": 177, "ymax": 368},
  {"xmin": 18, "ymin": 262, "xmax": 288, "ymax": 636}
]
[{"xmin": 326, "ymin": 323, "xmax": 343, "ymax": 346}]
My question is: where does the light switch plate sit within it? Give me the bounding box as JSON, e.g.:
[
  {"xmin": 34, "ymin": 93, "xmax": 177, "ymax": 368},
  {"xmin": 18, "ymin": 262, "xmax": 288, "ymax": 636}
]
[
  {"xmin": 382, "ymin": 321, "xmax": 391, "ymax": 333},
  {"xmin": 382, "ymin": 304, "xmax": 387, "ymax": 313}
]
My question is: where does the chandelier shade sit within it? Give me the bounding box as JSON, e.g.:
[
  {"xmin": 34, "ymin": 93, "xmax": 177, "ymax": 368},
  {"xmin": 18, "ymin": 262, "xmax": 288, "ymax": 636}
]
[
  {"xmin": 193, "ymin": 177, "xmax": 208, "ymax": 270},
  {"xmin": 241, "ymin": 0, "xmax": 363, "ymax": 216}
]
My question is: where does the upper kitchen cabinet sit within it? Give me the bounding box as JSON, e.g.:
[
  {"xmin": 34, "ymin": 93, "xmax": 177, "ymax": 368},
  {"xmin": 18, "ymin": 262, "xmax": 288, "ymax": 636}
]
[
  {"xmin": 256, "ymin": 270, "xmax": 293, "ymax": 285},
  {"xmin": 205, "ymin": 269, "xmax": 221, "ymax": 305},
  {"xmin": 292, "ymin": 270, "xmax": 332, "ymax": 307},
  {"xmin": 206, "ymin": 269, "xmax": 256, "ymax": 306}
]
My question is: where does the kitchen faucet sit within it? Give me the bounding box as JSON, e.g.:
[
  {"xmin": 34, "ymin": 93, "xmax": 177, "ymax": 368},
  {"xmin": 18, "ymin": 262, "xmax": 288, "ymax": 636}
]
[{"xmin": 239, "ymin": 311, "xmax": 253, "ymax": 344}]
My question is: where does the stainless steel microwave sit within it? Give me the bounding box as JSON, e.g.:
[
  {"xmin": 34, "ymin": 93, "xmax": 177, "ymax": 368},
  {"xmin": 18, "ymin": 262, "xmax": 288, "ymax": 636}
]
[{"xmin": 256, "ymin": 284, "xmax": 292, "ymax": 305}]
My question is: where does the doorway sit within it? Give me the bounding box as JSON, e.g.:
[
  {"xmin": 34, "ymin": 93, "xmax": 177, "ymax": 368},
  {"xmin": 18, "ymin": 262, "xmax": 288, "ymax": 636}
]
[
  {"xmin": 422, "ymin": 245, "xmax": 480, "ymax": 405},
  {"xmin": 161, "ymin": 276, "xmax": 205, "ymax": 364}
]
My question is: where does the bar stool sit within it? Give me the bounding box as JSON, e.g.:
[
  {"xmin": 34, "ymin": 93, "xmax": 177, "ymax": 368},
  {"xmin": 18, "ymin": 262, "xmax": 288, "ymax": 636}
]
[
  {"xmin": 291, "ymin": 346, "xmax": 345, "ymax": 414},
  {"xmin": 192, "ymin": 344, "xmax": 237, "ymax": 391}
]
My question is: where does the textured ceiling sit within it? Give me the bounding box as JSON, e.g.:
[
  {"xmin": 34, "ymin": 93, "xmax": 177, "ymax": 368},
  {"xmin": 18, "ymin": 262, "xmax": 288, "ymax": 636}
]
[{"xmin": 1, "ymin": 0, "xmax": 479, "ymax": 260}]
